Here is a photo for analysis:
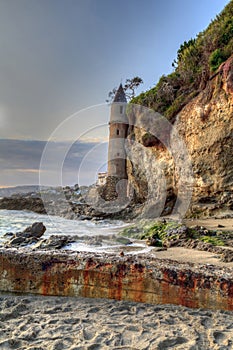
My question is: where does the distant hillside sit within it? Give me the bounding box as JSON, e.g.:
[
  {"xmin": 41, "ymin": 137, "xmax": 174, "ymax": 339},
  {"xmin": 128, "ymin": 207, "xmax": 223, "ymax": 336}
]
[
  {"xmin": 0, "ymin": 186, "xmax": 45, "ymax": 197},
  {"xmin": 132, "ymin": 0, "xmax": 233, "ymax": 121}
]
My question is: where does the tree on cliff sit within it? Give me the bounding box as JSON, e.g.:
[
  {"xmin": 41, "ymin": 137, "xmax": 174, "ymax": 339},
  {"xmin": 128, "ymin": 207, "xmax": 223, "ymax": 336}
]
[
  {"xmin": 106, "ymin": 76, "xmax": 143, "ymax": 103},
  {"xmin": 131, "ymin": 0, "xmax": 233, "ymax": 121}
]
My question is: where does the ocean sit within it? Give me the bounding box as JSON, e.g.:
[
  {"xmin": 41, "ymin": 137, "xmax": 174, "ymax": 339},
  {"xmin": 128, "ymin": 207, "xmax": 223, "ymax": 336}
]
[{"xmin": 0, "ymin": 209, "xmax": 149, "ymax": 254}]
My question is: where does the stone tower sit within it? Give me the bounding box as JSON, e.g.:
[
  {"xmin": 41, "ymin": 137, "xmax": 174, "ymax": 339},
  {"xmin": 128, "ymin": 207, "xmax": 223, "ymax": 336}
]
[{"xmin": 108, "ymin": 84, "xmax": 128, "ymax": 179}]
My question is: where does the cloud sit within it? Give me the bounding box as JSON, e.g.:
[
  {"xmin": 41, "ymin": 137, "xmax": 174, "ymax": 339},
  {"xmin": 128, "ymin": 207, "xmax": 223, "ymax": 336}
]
[
  {"xmin": 0, "ymin": 139, "xmax": 108, "ymax": 187},
  {"xmin": 14, "ymin": 169, "xmax": 40, "ymax": 173}
]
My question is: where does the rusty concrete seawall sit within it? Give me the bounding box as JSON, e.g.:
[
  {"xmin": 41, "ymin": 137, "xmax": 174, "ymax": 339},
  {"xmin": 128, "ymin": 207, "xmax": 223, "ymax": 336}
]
[{"xmin": 0, "ymin": 248, "xmax": 232, "ymax": 311}]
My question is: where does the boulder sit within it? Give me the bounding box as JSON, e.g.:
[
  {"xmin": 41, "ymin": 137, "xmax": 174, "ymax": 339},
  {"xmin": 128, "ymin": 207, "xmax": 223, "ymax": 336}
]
[
  {"xmin": 4, "ymin": 222, "xmax": 46, "ymax": 248},
  {"xmin": 26, "ymin": 222, "xmax": 46, "ymax": 238}
]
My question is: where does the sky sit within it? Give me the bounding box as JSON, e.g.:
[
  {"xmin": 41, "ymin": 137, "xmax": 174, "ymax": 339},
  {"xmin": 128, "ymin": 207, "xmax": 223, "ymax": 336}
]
[{"xmin": 0, "ymin": 0, "xmax": 230, "ymax": 187}]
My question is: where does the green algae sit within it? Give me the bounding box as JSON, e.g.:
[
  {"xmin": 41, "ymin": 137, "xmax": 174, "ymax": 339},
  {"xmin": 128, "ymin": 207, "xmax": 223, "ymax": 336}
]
[{"xmin": 121, "ymin": 220, "xmax": 228, "ymax": 248}]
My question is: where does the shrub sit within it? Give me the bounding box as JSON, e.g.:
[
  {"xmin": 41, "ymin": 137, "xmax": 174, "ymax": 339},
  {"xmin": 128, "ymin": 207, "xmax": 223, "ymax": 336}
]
[{"xmin": 209, "ymin": 48, "xmax": 228, "ymax": 72}]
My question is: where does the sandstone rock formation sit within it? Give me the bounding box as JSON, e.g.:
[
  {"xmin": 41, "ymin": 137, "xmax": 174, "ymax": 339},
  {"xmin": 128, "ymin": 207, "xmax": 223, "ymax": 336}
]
[{"xmin": 126, "ymin": 55, "xmax": 233, "ymax": 218}]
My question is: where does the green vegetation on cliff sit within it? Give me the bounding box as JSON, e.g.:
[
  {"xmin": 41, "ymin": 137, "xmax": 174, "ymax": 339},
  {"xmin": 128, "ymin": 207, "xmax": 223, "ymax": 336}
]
[{"xmin": 131, "ymin": 1, "xmax": 233, "ymax": 121}]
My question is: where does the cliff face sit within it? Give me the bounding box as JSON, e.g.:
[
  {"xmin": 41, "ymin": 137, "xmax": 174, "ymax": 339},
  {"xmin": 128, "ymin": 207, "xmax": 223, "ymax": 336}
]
[{"xmin": 127, "ymin": 55, "xmax": 233, "ymax": 218}]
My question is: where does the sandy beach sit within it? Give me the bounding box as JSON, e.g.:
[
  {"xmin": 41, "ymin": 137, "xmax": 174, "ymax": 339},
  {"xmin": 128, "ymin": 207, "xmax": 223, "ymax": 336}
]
[
  {"xmin": 184, "ymin": 218, "xmax": 233, "ymax": 232},
  {"xmin": 0, "ymin": 294, "xmax": 232, "ymax": 350}
]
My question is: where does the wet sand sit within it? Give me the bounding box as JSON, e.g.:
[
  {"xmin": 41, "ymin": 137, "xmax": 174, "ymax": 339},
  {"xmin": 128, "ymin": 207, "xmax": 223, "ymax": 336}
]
[
  {"xmin": 0, "ymin": 294, "xmax": 233, "ymax": 350},
  {"xmin": 184, "ymin": 217, "xmax": 233, "ymax": 231},
  {"xmin": 149, "ymin": 246, "xmax": 233, "ymax": 267}
]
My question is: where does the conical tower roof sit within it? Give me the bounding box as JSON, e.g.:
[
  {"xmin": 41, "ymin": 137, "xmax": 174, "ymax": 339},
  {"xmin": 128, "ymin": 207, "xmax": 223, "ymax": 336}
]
[{"xmin": 113, "ymin": 84, "xmax": 127, "ymax": 103}]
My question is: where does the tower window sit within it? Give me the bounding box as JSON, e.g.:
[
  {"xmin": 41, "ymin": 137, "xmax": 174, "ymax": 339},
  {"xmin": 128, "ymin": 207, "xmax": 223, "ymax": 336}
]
[
  {"xmin": 116, "ymin": 129, "xmax": 120, "ymax": 135},
  {"xmin": 120, "ymin": 106, "xmax": 123, "ymax": 114}
]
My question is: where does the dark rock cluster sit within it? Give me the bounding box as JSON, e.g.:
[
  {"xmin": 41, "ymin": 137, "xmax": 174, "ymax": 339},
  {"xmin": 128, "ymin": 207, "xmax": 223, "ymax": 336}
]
[
  {"xmin": 4, "ymin": 222, "xmax": 46, "ymax": 247},
  {"xmin": 3, "ymin": 223, "xmax": 74, "ymax": 250}
]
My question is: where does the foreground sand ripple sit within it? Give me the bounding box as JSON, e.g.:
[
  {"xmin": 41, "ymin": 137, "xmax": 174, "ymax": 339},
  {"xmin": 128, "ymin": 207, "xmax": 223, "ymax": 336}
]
[{"xmin": 0, "ymin": 295, "xmax": 233, "ymax": 349}]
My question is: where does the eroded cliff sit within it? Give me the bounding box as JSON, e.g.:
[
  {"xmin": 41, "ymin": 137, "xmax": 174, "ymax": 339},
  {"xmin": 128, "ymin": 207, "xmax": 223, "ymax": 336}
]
[{"xmin": 127, "ymin": 56, "xmax": 233, "ymax": 218}]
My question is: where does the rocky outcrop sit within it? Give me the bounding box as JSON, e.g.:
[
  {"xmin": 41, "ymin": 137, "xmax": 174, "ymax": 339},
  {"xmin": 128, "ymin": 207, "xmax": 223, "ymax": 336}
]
[
  {"xmin": 0, "ymin": 188, "xmax": 140, "ymax": 221},
  {"xmin": 177, "ymin": 56, "xmax": 233, "ymax": 217},
  {"xmin": 0, "ymin": 196, "xmax": 46, "ymax": 214},
  {"xmin": 127, "ymin": 55, "xmax": 233, "ymax": 218}
]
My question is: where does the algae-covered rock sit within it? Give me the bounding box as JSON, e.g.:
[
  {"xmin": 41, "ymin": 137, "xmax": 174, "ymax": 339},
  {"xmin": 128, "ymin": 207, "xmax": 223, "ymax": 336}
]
[
  {"xmin": 121, "ymin": 219, "xmax": 230, "ymax": 250},
  {"xmin": 120, "ymin": 219, "xmax": 185, "ymax": 246}
]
